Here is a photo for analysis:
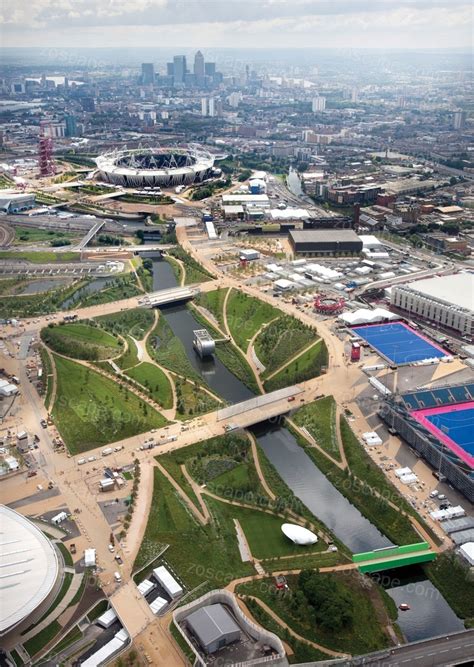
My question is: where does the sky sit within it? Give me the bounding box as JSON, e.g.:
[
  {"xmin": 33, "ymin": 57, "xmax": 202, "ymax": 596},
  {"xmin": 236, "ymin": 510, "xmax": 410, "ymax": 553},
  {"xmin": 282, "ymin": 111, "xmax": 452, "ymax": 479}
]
[{"xmin": 0, "ymin": 0, "xmax": 472, "ymax": 50}]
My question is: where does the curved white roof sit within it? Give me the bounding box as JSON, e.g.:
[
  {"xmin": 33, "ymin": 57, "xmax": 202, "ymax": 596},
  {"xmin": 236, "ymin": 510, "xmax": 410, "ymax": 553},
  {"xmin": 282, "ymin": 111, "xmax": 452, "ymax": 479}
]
[
  {"xmin": 281, "ymin": 523, "xmax": 318, "ymax": 545},
  {"xmin": 0, "ymin": 505, "xmax": 60, "ymax": 634}
]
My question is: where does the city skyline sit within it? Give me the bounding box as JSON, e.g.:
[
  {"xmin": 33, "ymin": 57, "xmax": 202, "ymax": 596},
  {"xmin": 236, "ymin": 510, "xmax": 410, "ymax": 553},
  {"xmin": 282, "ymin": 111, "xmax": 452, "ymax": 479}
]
[{"xmin": 1, "ymin": 0, "xmax": 471, "ymax": 50}]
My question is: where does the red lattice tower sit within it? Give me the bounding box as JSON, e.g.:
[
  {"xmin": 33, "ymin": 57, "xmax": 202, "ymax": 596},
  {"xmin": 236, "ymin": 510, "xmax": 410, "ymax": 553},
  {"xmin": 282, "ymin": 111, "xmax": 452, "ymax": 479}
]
[{"xmin": 38, "ymin": 122, "xmax": 55, "ymax": 177}]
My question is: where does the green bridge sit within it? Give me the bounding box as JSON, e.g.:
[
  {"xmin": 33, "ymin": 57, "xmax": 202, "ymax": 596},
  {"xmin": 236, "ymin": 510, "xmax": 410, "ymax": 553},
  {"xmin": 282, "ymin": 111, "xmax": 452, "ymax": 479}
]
[{"xmin": 353, "ymin": 542, "xmax": 436, "ymax": 573}]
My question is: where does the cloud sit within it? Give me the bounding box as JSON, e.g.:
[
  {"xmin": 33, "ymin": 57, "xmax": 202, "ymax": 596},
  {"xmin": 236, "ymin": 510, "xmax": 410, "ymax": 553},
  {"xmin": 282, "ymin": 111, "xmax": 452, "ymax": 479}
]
[{"xmin": 0, "ymin": 0, "xmax": 471, "ymax": 48}]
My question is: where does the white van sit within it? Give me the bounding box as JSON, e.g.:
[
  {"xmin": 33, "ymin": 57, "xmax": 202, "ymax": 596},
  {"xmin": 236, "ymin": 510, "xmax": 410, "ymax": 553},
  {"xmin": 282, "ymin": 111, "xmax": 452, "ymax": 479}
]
[
  {"xmin": 77, "ymin": 458, "xmax": 86, "ymax": 465},
  {"xmin": 429, "ymin": 490, "xmax": 439, "ymax": 498},
  {"xmin": 114, "ymin": 571, "xmax": 122, "ymax": 583}
]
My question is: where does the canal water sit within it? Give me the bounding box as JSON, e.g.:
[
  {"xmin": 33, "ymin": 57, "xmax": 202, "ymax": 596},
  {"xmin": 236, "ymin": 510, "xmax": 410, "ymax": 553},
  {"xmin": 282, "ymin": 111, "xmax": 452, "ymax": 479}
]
[
  {"xmin": 253, "ymin": 422, "xmax": 392, "ymax": 553},
  {"xmin": 149, "ymin": 255, "xmax": 254, "ymax": 404},
  {"xmin": 379, "ymin": 566, "xmax": 463, "ymax": 642},
  {"xmin": 61, "ymin": 276, "xmax": 113, "ymax": 309},
  {"xmin": 286, "ymin": 167, "xmax": 304, "ymax": 197},
  {"xmin": 18, "ymin": 277, "xmax": 73, "ymax": 295}
]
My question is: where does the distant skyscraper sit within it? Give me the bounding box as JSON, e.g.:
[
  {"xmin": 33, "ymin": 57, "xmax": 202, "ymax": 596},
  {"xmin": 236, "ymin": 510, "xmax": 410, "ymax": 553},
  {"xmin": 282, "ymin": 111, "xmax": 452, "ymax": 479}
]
[
  {"xmin": 141, "ymin": 63, "xmax": 155, "ymax": 85},
  {"xmin": 194, "ymin": 51, "xmax": 205, "ymax": 79},
  {"xmin": 453, "ymin": 110, "xmax": 466, "ymax": 130},
  {"xmin": 228, "ymin": 92, "xmax": 242, "ymax": 108},
  {"xmin": 173, "ymin": 55, "xmax": 187, "ymax": 84},
  {"xmin": 312, "ymin": 96, "xmax": 326, "ymax": 112},
  {"xmin": 351, "ymin": 87, "xmax": 358, "ymax": 103},
  {"xmin": 64, "ymin": 114, "xmax": 77, "ymax": 137},
  {"xmin": 166, "ymin": 62, "xmax": 174, "ymax": 76},
  {"xmin": 208, "ymin": 97, "xmax": 216, "ymax": 117},
  {"xmin": 201, "ymin": 97, "xmax": 208, "ymax": 116},
  {"xmin": 205, "ymin": 62, "xmax": 216, "ymax": 77}
]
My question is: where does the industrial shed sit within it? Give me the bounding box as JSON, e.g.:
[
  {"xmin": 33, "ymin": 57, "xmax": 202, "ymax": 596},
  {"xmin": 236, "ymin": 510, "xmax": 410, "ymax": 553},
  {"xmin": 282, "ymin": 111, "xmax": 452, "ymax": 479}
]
[
  {"xmin": 289, "ymin": 229, "xmax": 362, "ymax": 257},
  {"xmin": 185, "ymin": 603, "xmax": 240, "ymax": 654}
]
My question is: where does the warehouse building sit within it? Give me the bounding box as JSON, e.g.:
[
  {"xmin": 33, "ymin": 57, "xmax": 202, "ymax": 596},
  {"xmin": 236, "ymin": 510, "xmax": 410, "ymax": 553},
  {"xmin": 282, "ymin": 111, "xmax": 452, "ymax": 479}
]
[
  {"xmin": 186, "ymin": 604, "xmax": 241, "ymax": 654},
  {"xmin": 289, "ymin": 229, "xmax": 362, "ymax": 257},
  {"xmin": 390, "ymin": 273, "xmax": 473, "ymax": 338}
]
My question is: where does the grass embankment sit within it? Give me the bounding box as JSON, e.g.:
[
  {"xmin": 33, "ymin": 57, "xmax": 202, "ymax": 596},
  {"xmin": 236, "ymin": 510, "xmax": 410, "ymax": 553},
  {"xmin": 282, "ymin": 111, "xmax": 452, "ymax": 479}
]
[
  {"xmin": 174, "ymin": 377, "xmax": 221, "ymax": 419},
  {"xmin": 41, "ymin": 323, "xmax": 121, "ymax": 361},
  {"xmin": 125, "ymin": 362, "xmax": 173, "ymax": 409},
  {"xmin": 134, "ymin": 467, "xmax": 254, "ymax": 590},
  {"xmin": 242, "ymin": 597, "xmax": 331, "ymax": 664},
  {"xmin": 0, "ymin": 251, "xmax": 80, "ymax": 263},
  {"xmin": 23, "ymin": 621, "xmax": 61, "ymax": 658},
  {"xmin": 22, "ymin": 573, "xmax": 73, "ymax": 635},
  {"xmin": 167, "ymin": 247, "xmax": 214, "ymax": 284},
  {"xmin": 13, "ymin": 226, "xmax": 78, "ymax": 245},
  {"xmin": 256, "ymin": 316, "xmax": 315, "ymax": 377},
  {"xmin": 94, "ymin": 308, "xmax": 155, "ymax": 339},
  {"xmin": 226, "ymin": 290, "xmax": 280, "ymax": 352},
  {"xmin": 194, "ymin": 287, "xmax": 228, "ymax": 329},
  {"xmin": 115, "ymin": 336, "xmax": 139, "ymax": 370},
  {"xmin": 287, "ymin": 419, "xmax": 420, "ymax": 546},
  {"xmin": 264, "ymin": 340, "xmax": 328, "ymax": 392},
  {"xmin": 57, "ymin": 541, "xmax": 74, "ymax": 567},
  {"xmin": 51, "ymin": 355, "xmax": 167, "ymax": 453},
  {"xmin": 69, "ymin": 274, "xmax": 143, "ymax": 308},
  {"xmin": 238, "ymin": 570, "xmax": 392, "ymax": 656},
  {"xmin": 292, "ymin": 396, "xmax": 340, "ymax": 462},
  {"xmin": 39, "ymin": 345, "xmax": 54, "ymax": 409},
  {"xmin": 425, "ymin": 552, "xmax": 474, "ymax": 625},
  {"xmin": 147, "ymin": 313, "xmax": 202, "ymax": 384},
  {"xmin": 189, "ymin": 303, "xmax": 260, "ymax": 394}
]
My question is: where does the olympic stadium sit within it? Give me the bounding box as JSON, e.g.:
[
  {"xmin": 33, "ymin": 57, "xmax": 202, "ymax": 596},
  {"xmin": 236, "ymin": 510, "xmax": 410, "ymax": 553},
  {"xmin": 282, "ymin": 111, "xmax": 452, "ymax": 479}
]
[
  {"xmin": 379, "ymin": 382, "xmax": 474, "ymax": 502},
  {"xmin": 95, "ymin": 146, "xmax": 215, "ymax": 187}
]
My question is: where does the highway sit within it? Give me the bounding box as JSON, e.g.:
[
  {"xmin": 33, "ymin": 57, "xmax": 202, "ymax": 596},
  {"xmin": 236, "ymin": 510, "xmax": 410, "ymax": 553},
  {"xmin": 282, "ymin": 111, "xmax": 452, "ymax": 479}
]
[{"xmin": 318, "ymin": 629, "xmax": 474, "ymax": 666}]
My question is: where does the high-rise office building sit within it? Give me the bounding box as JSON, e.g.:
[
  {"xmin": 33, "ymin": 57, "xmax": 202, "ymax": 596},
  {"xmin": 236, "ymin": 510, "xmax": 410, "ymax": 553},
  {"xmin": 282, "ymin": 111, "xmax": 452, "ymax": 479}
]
[
  {"xmin": 453, "ymin": 110, "xmax": 466, "ymax": 130},
  {"xmin": 201, "ymin": 97, "xmax": 208, "ymax": 116},
  {"xmin": 173, "ymin": 55, "xmax": 187, "ymax": 84},
  {"xmin": 166, "ymin": 62, "xmax": 174, "ymax": 76},
  {"xmin": 205, "ymin": 62, "xmax": 216, "ymax": 77},
  {"xmin": 64, "ymin": 114, "xmax": 77, "ymax": 137},
  {"xmin": 312, "ymin": 96, "xmax": 326, "ymax": 112},
  {"xmin": 194, "ymin": 51, "xmax": 205, "ymax": 79},
  {"xmin": 141, "ymin": 63, "xmax": 155, "ymax": 85}
]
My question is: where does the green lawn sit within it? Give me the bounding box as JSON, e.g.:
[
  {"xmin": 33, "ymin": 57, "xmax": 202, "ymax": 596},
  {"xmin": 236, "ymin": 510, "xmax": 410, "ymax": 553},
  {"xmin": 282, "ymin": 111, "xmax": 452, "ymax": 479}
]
[
  {"xmin": 94, "ymin": 308, "xmax": 155, "ymax": 339},
  {"xmin": 194, "ymin": 288, "xmax": 228, "ymax": 329},
  {"xmin": 255, "ymin": 316, "xmax": 316, "ymax": 377},
  {"xmin": 125, "ymin": 362, "xmax": 173, "ymax": 409},
  {"xmin": 57, "ymin": 541, "xmax": 74, "ymax": 567},
  {"xmin": 264, "ymin": 339, "xmax": 328, "ymax": 392},
  {"xmin": 0, "ymin": 251, "xmax": 80, "ymax": 263},
  {"xmin": 212, "ymin": 499, "xmax": 324, "ymax": 560},
  {"xmin": 292, "ymin": 396, "xmax": 340, "ymax": 461},
  {"xmin": 13, "ymin": 226, "xmax": 78, "ymax": 245},
  {"xmin": 115, "ymin": 336, "xmax": 140, "ymax": 370},
  {"xmin": 134, "ymin": 467, "xmax": 254, "ymax": 590},
  {"xmin": 424, "ymin": 551, "xmax": 474, "ymax": 623},
  {"xmin": 51, "ymin": 355, "xmax": 167, "ymax": 453},
  {"xmin": 226, "ymin": 290, "xmax": 280, "ymax": 352}
]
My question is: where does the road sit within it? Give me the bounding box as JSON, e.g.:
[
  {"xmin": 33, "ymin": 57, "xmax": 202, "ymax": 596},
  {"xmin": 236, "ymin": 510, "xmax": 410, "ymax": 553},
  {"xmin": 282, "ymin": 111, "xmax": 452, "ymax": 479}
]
[{"xmin": 321, "ymin": 629, "xmax": 474, "ymax": 666}]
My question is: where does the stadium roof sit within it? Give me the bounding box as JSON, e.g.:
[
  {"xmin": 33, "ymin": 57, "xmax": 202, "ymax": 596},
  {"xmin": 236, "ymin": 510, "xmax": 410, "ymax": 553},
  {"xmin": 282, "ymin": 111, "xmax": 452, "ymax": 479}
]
[
  {"xmin": 402, "ymin": 273, "xmax": 474, "ymax": 313},
  {"xmin": 0, "ymin": 505, "xmax": 59, "ymax": 634}
]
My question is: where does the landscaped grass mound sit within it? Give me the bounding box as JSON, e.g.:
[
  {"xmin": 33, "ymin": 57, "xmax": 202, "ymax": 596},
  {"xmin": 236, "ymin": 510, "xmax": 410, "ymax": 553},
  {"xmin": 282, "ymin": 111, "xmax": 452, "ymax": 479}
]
[
  {"xmin": 194, "ymin": 287, "xmax": 228, "ymax": 329},
  {"xmin": 255, "ymin": 315, "xmax": 316, "ymax": 377},
  {"xmin": 125, "ymin": 362, "xmax": 173, "ymax": 409},
  {"xmin": 264, "ymin": 339, "xmax": 328, "ymax": 392},
  {"xmin": 238, "ymin": 569, "xmax": 393, "ymax": 656},
  {"xmin": 51, "ymin": 355, "xmax": 167, "ymax": 453},
  {"xmin": 167, "ymin": 247, "xmax": 214, "ymax": 284},
  {"xmin": 41, "ymin": 323, "xmax": 121, "ymax": 361},
  {"xmin": 292, "ymin": 395, "xmax": 341, "ymax": 461},
  {"xmin": 226, "ymin": 290, "xmax": 280, "ymax": 352},
  {"xmin": 95, "ymin": 308, "xmax": 155, "ymax": 339}
]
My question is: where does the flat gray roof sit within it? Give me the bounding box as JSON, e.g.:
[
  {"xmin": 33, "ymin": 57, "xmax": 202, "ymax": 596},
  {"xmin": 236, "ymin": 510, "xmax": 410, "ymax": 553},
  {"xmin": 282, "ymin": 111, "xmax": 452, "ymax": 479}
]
[
  {"xmin": 400, "ymin": 273, "xmax": 474, "ymax": 312},
  {"xmin": 289, "ymin": 229, "xmax": 361, "ymax": 243},
  {"xmin": 186, "ymin": 604, "xmax": 240, "ymax": 646}
]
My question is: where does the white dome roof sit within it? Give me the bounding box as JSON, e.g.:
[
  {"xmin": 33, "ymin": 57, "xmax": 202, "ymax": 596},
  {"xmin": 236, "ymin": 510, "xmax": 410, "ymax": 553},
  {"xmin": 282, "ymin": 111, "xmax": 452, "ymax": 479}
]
[{"xmin": 281, "ymin": 523, "xmax": 318, "ymax": 545}]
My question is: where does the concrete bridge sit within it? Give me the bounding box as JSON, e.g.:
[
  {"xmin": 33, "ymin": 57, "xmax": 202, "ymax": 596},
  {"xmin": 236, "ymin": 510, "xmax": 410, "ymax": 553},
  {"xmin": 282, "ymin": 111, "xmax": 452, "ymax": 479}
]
[
  {"xmin": 138, "ymin": 286, "xmax": 200, "ymax": 308},
  {"xmin": 353, "ymin": 542, "xmax": 436, "ymax": 573}
]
